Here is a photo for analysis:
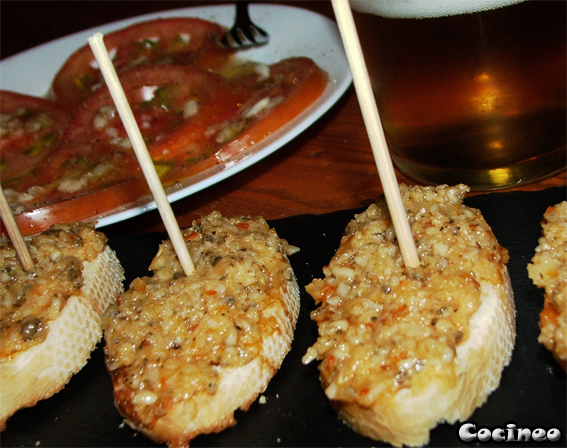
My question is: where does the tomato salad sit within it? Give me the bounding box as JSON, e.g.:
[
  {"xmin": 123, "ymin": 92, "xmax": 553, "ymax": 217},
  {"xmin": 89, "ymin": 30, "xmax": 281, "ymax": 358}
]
[{"xmin": 0, "ymin": 17, "xmax": 328, "ymax": 235}]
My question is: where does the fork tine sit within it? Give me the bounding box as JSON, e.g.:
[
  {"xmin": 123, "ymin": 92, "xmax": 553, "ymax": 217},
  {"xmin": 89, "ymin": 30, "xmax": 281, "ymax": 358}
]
[
  {"xmin": 235, "ymin": 2, "xmax": 269, "ymax": 44},
  {"xmin": 235, "ymin": 28, "xmax": 249, "ymax": 46},
  {"xmin": 215, "ymin": 2, "xmax": 269, "ymax": 49},
  {"xmin": 217, "ymin": 32, "xmax": 238, "ymax": 49},
  {"xmin": 249, "ymin": 25, "xmax": 269, "ymax": 43}
]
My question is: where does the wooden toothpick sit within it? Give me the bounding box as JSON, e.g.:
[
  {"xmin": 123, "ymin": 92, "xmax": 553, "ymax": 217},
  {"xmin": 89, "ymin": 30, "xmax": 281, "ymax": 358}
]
[
  {"xmin": 331, "ymin": 0, "xmax": 420, "ymax": 268},
  {"xmin": 0, "ymin": 186, "xmax": 34, "ymax": 271},
  {"xmin": 88, "ymin": 32, "xmax": 195, "ymax": 276}
]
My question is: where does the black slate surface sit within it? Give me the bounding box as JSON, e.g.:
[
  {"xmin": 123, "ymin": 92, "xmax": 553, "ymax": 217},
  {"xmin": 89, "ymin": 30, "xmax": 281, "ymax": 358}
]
[{"xmin": 2, "ymin": 187, "xmax": 566, "ymax": 447}]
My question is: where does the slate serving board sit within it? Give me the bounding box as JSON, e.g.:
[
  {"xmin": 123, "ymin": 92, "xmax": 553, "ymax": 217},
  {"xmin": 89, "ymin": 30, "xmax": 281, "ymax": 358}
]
[{"xmin": 2, "ymin": 187, "xmax": 565, "ymax": 447}]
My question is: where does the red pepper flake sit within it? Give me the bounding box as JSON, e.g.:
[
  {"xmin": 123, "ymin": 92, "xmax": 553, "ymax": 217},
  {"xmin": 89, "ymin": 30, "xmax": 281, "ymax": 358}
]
[
  {"xmin": 327, "ymin": 355, "xmax": 336, "ymax": 370},
  {"xmin": 319, "ymin": 284, "xmax": 337, "ymax": 301},
  {"xmin": 540, "ymin": 300, "xmax": 559, "ymax": 327},
  {"xmin": 236, "ymin": 222, "xmax": 250, "ymax": 230},
  {"xmin": 184, "ymin": 231, "xmax": 199, "ymax": 241},
  {"xmin": 359, "ymin": 387, "xmax": 370, "ymax": 396}
]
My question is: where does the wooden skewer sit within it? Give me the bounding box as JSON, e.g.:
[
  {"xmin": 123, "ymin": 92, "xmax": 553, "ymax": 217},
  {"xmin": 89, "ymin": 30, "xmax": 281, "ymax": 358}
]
[
  {"xmin": 88, "ymin": 32, "xmax": 195, "ymax": 276},
  {"xmin": 331, "ymin": 0, "xmax": 420, "ymax": 268},
  {"xmin": 0, "ymin": 186, "xmax": 34, "ymax": 271}
]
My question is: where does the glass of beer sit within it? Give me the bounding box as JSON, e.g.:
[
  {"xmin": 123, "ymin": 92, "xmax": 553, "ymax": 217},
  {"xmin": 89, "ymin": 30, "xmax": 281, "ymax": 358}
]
[{"xmin": 350, "ymin": 0, "xmax": 566, "ymax": 190}]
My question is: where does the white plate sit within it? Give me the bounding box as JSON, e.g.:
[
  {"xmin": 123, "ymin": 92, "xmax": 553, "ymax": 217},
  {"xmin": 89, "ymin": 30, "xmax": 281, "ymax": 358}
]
[{"xmin": 0, "ymin": 3, "xmax": 351, "ymax": 228}]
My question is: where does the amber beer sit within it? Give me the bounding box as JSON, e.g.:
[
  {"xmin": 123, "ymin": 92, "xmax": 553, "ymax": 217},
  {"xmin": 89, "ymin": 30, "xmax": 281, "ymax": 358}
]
[{"xmin": 350, "ymin": 0, "xmax": 566, "ymax": 189}]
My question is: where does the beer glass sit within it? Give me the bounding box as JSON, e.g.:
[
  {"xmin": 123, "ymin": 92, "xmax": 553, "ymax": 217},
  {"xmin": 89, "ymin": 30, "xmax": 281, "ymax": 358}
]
[{"xmin": 350, "ymin": 0, "xmax": 566, "ymax": 190}]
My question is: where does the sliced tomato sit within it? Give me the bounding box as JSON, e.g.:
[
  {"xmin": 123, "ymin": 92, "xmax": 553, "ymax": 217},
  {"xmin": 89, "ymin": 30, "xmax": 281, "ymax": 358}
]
[
  {"xmin": 0, "ymin": 91, "xmax": 70, "ymax": 191},
  {"xmin": 217, "ymin": 57, "xmax": 329, "ymax": 160},
  {"xmin": 6, "ymin": 177, "xmax": 145, "ymax": 236},
  {"xmin": 9, "ymin": 57, "xmax": 329, "ymax": 236},
  {"xmin": 154, "ymin": 57, "xmax": 329, "ymax": 185},
  {"xmin": 29, "ymin": 64, "xmax": 241, "ymax": 205},
  {"xmin": 51, "ymin": 18, "xmax": 234, "ymax": 110}
]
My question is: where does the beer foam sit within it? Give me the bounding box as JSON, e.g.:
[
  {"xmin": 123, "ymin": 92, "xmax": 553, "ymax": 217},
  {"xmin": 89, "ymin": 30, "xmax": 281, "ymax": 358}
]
[{"xmin": 350, "ymin": 0, "xmax": 526, "ymax": 19}]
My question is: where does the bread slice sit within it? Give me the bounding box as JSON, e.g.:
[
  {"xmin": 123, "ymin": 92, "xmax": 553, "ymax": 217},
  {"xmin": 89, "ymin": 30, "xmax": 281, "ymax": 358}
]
[
  {"xmin": 0, "ymin": 223, "xmax": 124, "ymax": 429},
  {"xmin": 103, "ymin": 212, "xmax": 300, "ymax": 447},
  {"xmin": 303, "ymin": 184, "xmax": 516, "ymax": 447},
  {"xmin": 527, "ymin": 201, "xmax": 567, "ymax": 371}
]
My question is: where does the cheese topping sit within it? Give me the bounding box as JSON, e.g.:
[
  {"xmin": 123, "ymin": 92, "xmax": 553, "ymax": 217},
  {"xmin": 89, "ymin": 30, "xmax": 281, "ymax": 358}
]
[
  {"xmin": 528, "ymin": 201, "xmax": 567, "ymax": 364},
  {"xmin": 103, "ymin": 212, "xmax": 298, "ymax": 425},
  {"xmin": 0, "ymin": 223, "xmax": 107, "ymax": 359},
  {"xmin": 303, "ymin": 184, "xmax": 509, "ymax": 406}
]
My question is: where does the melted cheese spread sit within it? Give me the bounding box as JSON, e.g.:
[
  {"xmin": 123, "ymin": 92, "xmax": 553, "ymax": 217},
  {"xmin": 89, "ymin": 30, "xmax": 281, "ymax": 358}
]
[
  {"xmin": 102, "ymin": 212, "xmax": 297, "ymax": 424},
  {"xmin": 528, "ymin": 201, "xmax": 567, "ymax": 364},
  {"xmin": 303, "ymin": 184, "xmax": 509, "ymax": 406},
  {"xmin": 0, "ymin": 223, "xmax": 107, "ymax": 359}
]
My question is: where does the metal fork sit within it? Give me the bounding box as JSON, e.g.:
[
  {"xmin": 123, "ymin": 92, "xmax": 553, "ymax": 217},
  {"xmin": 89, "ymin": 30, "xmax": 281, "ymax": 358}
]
[{"xmin": 216, "ymin": 2, "xmax": 269, "ymax": 48}]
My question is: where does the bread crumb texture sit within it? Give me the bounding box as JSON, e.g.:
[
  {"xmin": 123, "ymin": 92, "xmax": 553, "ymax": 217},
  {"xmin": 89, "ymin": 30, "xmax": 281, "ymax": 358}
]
[
  {"xmin": 0, "ymin": 222, "xmax": 107, "ymax": 359},
  {"xmin": 103, "ymin": 212, "xmax": 299, "ymax": 444},
  {"xmin": 528, "ymin": 201, "xmax": 567, "ymax": 369},
  {"xmin": 303, "ymin": 184, "xmax": 515, "ymax": 446}
]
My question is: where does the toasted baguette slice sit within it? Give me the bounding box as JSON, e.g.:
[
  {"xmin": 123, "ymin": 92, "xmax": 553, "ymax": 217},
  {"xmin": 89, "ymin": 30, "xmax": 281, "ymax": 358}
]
[
  {"xmin": 527, "ymin": 201, "xmax": 567, "ymax": 371},
  {"xmin": 0, "ymin": 223, "xmax": 124, "ymax": 429},
  {"xmin": 103, "ymin": 212, "xmax": 300, "ymax": 447},
  {"xmin": 303, "ymin": 184, "xmax": 516, "ymax": 447}
]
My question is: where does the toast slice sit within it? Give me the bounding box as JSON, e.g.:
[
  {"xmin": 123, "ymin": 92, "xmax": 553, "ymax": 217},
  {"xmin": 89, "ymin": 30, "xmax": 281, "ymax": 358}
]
[
  {"xmin": 0, "ymin": 223, "xmax": 124, "ymax": 429},
  {"xmin": 103, "ymin": 212, "xmax": 300, "ymax": 447},
  {"xmin": 303, "ymin": 184, "xmax": 516, "ymax": 447}
]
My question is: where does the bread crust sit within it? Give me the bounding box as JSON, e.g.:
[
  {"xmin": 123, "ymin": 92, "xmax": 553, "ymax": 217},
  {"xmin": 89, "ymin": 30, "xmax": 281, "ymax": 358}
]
[
  {"xmin": 0, "ymin": 244, "xmax": 124, "ymax": 429},
  {"xmin": 303, "ymin": 185, "xmax": 516, "ymax": 447},
  {"xmin": 103, "ymin": 213, "xmax": 300, "ymax": 447}
]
